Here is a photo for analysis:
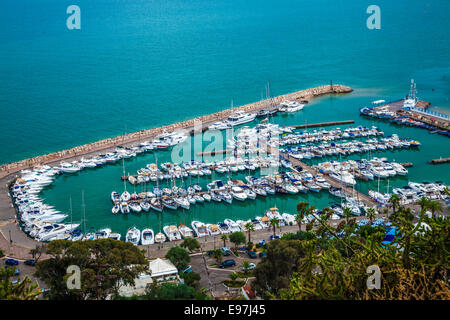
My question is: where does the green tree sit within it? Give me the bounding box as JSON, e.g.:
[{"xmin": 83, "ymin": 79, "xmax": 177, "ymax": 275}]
[
  {"xmin": 343, "ymin": 207, "xmax": 352, "ymax": 224},
  {"xmin": 180, "ymin": 238, "xmax": 200, "ymax": 253},
  {"xmin": 366, "ymin": 207, "xmax": 376, "ymax": 224},
  {"xmin": 252, "ymin": 239, "xmax": 306, "ymax": 299},
  {"xmin": 269, "ymin": 218, "xmax": 279, "ymax": 238},
  {"xmin": 229, "ymin": 272, "xmax": 238, "ymax": 281},
  {"xmin": 427, "ymin": 200, "xmax": 443, "ymax": 217},
  {"xmin": 296, "ymin": 201, "xmax": 312, "ymax": 231},
  {"xmin": 212, "ymin": 249, "xmax": 223, "ymax": 264},
  {"xmin": 262, "ymin": 204, "xmax": 450, "ymax": 300},
  {"xmin": 229, "ymin": 232, "xmax": 246, "ymax": 249},
  {"xmin": 182, "ymin": 272, "xmax": 201, "ymax": 288},
  {"xmin": 242, "ymin": 261, "xmax": 251, "ymax": 276},
  {"xmin": 145, "ymin": 282, "xmax": 209, "ymax": 300},
  {"xmin": 221, "ymin": 234, "xmax": 228, "ymax": 247},
  {"xmin": 165, "ymin": 246, "xmax": 190, "ymax": 271},
  {"xmin": 29, "ymin": 243, "xmax": 46, "ymax": 263},
  {"xmin": 1, "ymin": 267, "xmax": 41, "ymax": 300},
  {"xmin": 244, "ymin": 222, "xmax": 255, "ymax": 243},
  {"xmin": 416, "ymin": 196, "xmax": 430, "ymax": 213},
  {"xmin": 389, "ymin": 194, "xmax": 401, "ymax": 215},
  {"xmin": 34, "ymin": 239, "xmax": 148, "ymax": 300}
]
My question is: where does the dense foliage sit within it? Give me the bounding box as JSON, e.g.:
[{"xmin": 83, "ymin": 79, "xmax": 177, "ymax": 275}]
[
  {"xmin": 252, "ymin": 202, "xmax": 449, "ymax": 300},
  {"xmin": 1, "ymin": 266, "xmax": 41, "ymax": 300},
  {"xmin": 34, "ymin": 239, "xmax": 148, "ymax": 300},
  {"xmin": 165, "ymin": 246, "xmax": 190, "ymax": 270}
]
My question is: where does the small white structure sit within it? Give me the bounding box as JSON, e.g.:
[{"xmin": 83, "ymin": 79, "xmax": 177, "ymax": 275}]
[
  {"xmin": 117, "ymin": 258, "xmax": 180, "ymax": 297},
  {"xmin": 149, "ymin": 258, "xmax": 179, "ymax": 282}
]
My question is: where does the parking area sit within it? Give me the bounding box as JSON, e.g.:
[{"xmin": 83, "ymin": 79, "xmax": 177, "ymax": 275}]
[{"xmin": 190, "ymin": 249, "xmax": 261, "ymax": 295}]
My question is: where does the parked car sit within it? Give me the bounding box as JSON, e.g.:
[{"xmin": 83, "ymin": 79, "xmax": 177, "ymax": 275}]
[
  {"xmin": 219, "ymin": 259, "xmax": 236, "ymax": 268},
  {"xmin": 4, "ymin": 266, "xmax": 20, "ymax": 275},
  {"xmin": 242, "ymin": 263, "xmax": 256, "ymax": 271},
  {"xmin": 247, "ymin": 250, "xmax": 257, "ymax": 259},
  {"xmin": 258, "ymin": 251, "xmax": 267, "ymax": 258},
  {"xmin": 24, "ymin": 259, "xmax": 36, "ymax": 266},
  {"xmin": 181, "ymin": 265, "xmax": 193, "ymax": 274},
  {"xmin": 5, "ymin": 258, "xmax": 19, "ymax": 266},
  {"xmin": 220, "ymin": 247, "xmax": 231, "ymax": 256}
]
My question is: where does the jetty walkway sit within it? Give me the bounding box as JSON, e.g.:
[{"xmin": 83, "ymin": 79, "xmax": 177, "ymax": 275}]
[
  {"xmin": 0, "ymin": 84, "xmax": 352, "ymax": 179},
  {"xmin": 264, "ymin": 144, "xmax": 376, "ymax": 207}
]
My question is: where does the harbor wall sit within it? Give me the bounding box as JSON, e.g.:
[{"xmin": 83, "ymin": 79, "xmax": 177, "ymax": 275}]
[{"xmin": 0, "ymin": 84, "xmax": 352, "ymax": 177}]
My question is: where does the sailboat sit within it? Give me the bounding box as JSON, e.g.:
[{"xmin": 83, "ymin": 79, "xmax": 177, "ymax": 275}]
[{"xmin": 120, "ymin": 159, "xmax": 131, "ymax": 201}]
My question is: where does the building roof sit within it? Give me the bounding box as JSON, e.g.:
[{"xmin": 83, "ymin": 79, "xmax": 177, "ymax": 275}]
[{"xmin": 149, "ymin": 258, "xmax": 178, "ymax": 277}]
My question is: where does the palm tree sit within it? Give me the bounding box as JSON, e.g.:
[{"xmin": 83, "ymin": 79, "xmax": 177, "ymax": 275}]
[
  {"xmin": 366, "ymin": 207, "xmax": 376, "ymax": 224},
  {"xmin": 244, "ymin": 222, "xmax": 255, "ymax": 243},
  {"xmin": 416, "ymin": 196, "xmax": 430, "ymax": 214},
  {"xmin": 296, "ymin": 201, "xmax": 312, "ymax": 231},
  {"xmin": 221, "ymin": 234, "xmax": 228, "ymax": 248},
  {"xmin": 343, "ymin": 207, "xmax": 352, "ymax": 224},
  {"xmin": 212, "ymin": 249, "xmax": 223, "ymax": 264},
  {"xmin": 444, "ymin": 187, "xmax": 450, "ymax": 197},
  {"xmin": 269, "ymin": 218, "xmax": 279, "ymax": 238},
  {"xmin": 427, "ymin": 200, "xmax": 443, "ymax": 218},
  {"xmin": 389, "ymin": 194, "xmax": 401, "ymax": 215}
]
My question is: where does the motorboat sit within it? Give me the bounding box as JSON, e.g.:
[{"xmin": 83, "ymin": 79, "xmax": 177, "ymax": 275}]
[
  {"xmin": 163, "ymin": 225, "xmax": 182, "ymax": 241},
  {"xmin": 95, "ymin": 228, "xmax": 111, "ymax": 239},
  {"xmin": 141, "ymin": 228, "xmax": 155, "ymax": 245},
  {"xmin": 191, "ymin": 221, "xmax": 208, "ymax": 237},
  {"xmin": 224, "ymin": 219, "xmax": 241, "ymax": 232},
  {"xmin": 218, "ymin": 222, "xmax": 231, "ymax": 234},
  {"xmin": 140, "ymin": 201, "xmax": 151, "ymax": 212},
  {"xmin": 150, "ymin": 198, "xmax": 163, "ymax": 212},
  {"xmin": 206, "ymin": 224, "xmax": 221, "ymax": 236},
  {"xmin": 226, "ymin": 111, "xmax": 257, "ymax": 127},
  {"xmin": 108, "ymin": 232, "xmax": 121, "ymax": 241},
  {"xmin": 231, "ymin": 186, "xmax": 247, "ymax": 201},
  {"xmin": 174, "ymin": 197, "xmax": 190, "ymax": 210},
  {"xmin": 120, "ymin": 191, "xmax": 131, "ymax": 202},
  {"xmin": 120, "ymin": 202, "xmax": 130, "ymax": 214},
  {"xmin": 155, "ymin": 232, "xmax": 166, "ymax": 243},
  {"xmin": 129, "ymin": 201, "xmax": 142, "ymax": 213},
  {"xmin": 178, "ymin": 224, "xmax": 194, "ymax": 238},
  {"xmin": 125, "ymin": 227, "xmax": 141, "ymax": 245}
]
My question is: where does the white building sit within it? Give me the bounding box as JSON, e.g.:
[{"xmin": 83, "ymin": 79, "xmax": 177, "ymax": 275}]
[{"xmin": 117, "ymin": 258, "xmax": 180, "ymax": 297}]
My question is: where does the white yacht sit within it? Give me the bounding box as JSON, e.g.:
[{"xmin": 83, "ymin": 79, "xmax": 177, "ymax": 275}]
[
  {"xmin": 226, "ymin": 111, "xmax": 256, "ymax": 127},
  {"xmin": 125, "ymin": 227, "xmax": 141, "ymax": 245},
  {"xmin": 224, "ymin": 219, "xmax": 241, "ymax": 232},
  {"xmin": 141, "ymin": 228, "xmax": 155, "ymax": 245},
  {"xmin": 231, "ymin": 186, "xmax": 247, "ymax": 201},
  {"xmin": 163, "ymin": 225, "xmax": 182, "ymax": 241},
  {"xmin": 279, "ymin": 100, "xmax": 304, "ymax": 112},
  {"xmin": 178, "ymin": 224, "xmax": 194, "ymax": 238},
  {"xmin": 191, "ymin": 221, "xmax": 208, "ymax": 237}
]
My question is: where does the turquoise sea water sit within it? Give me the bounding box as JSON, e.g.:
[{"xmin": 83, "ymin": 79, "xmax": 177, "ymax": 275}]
[{"xmin": 1, "ymin": 0, "xmax": 450, "ymax": 236}]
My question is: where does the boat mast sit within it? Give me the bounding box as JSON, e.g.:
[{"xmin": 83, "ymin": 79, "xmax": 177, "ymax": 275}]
[
  {"xmin": 81, "ymin": 190, "xmax": 87, "ymax": 234},
  {"xmin": 122, "ymin": 158, "xmax": 127, "ymax": 193}
]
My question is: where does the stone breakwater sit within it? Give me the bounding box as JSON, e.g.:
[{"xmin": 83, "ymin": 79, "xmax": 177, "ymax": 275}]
[{"xmin": 0, "ymin": 84, "xmax": 352, "ymax": 177}]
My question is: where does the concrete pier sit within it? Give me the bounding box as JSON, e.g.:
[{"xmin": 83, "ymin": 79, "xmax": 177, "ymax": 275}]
[{"xmin": 0, "ymin": 84, "xmax": 352, "ymax": 178}]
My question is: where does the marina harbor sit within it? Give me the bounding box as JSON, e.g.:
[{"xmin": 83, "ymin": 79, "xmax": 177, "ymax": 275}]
[{"xmin": 3, "ymin": 82, "xmax": 449, "ymax": 248}]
